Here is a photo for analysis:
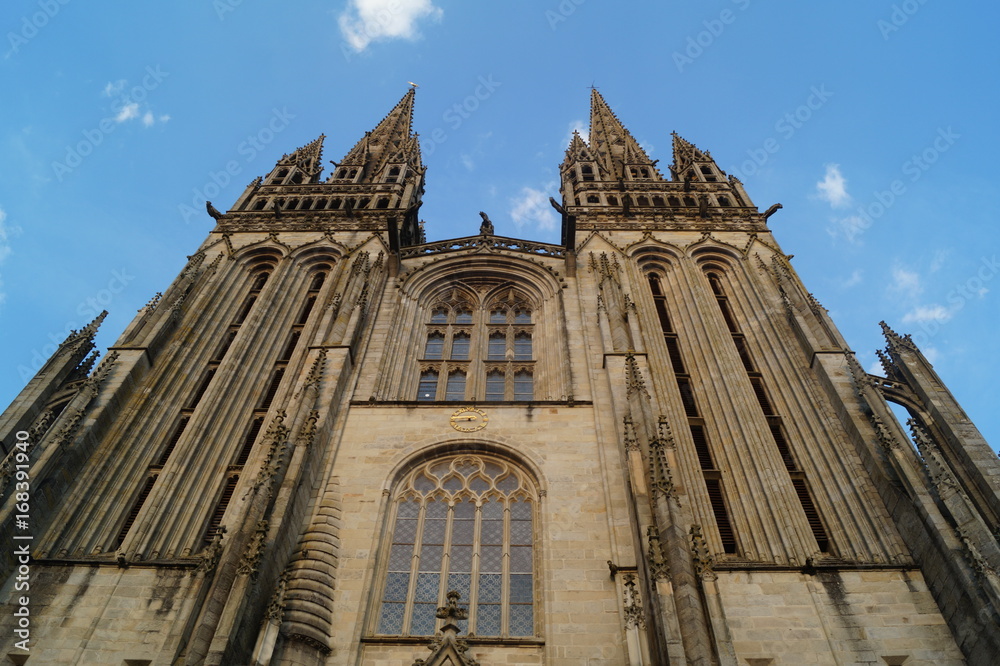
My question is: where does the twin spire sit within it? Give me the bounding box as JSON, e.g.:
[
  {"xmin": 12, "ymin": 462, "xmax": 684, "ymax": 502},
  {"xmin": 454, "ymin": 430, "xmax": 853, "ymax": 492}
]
[{"xmin": 271, "ymin": 87, "xmax": 715, "ymax": 186}]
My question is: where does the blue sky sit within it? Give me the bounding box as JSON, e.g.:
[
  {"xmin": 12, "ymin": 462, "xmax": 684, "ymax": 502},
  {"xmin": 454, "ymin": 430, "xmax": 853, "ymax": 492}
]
[{"xmin": 2, "ymin": 1, "xmax": 998, "ymax": 447}]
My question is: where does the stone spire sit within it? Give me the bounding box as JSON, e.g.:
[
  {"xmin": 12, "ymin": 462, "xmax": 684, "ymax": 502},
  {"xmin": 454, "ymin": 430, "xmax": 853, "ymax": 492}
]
[
  {"xmin": 587, "ymin": 89, "xmax": 659, "ymax": 180},
  {"xmin": 561, "ymin": 130, "xmax": 590, "ymax": 167},
  {"xmin": 879, "ymin": 320, "xmax": 917, "ymax": 353},
  {"xmin": 670, "ymin": 132, "xmax": 714, "ymax": 179},
  {"xmin": 284, "ymin": 134, "xmax": 325, "ymax": 174},
  {"xmin": 334, "ymin": 88, "xmax": 421, "ymax": 182}
]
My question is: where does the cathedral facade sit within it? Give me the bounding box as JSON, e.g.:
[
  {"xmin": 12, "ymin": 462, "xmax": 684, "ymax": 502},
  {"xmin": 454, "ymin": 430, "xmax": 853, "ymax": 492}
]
[{"xmin": 1, "ymin": 89, "xmax": 998, "ymax": 665}]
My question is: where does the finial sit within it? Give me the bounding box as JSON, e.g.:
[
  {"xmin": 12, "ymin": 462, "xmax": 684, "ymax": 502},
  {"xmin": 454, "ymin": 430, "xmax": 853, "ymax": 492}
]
[{"xmin": 880, "ymin": 320, "xmax": 918, "ymax": 352}]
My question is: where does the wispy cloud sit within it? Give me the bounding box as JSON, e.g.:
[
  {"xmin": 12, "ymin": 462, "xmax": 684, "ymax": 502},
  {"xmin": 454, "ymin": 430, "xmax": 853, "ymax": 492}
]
[
  {"xmin": 566, "ymin": 119, "xmax": 588, "ymax": 145},
  {"xmin": 841, "ymin": 269, "xmax": 863, "ymax": 288},
  {"xmin": 102, "ymin": 80, "xmax": 126, "ymax": 97},
  {"xmin": 103, "ymin": 80, "xmax": 170, "ymax": 127},
  {"xmin": 816, "ymin": 163, "xmax": 851, "ymax": 208},
  {"xmin": 929, "ymin": 249, "xmax": 951, "ymax": 273},
  {"xmin": 827, "ymin": 214, "xmax": 866, "ymax": 245},
  {"xmin": 902, "ymin": 304, "xmax": 953, "ymax": 324},
  {"xmin": 0, "ymin": 206, "xmax": 21, "ymax": 306},
  {"xmin": 510, "ymin": 185, "xmax": 558, "ymax": 232},
  {"xmin": 339, "ymin": 0, "xmax": 443, "ymax": 52},
  {"xmin": 115, "ymin": 103, "xmax": 140, "ymax": 123},
  {"xmin": 888, "ymin": 265, "xmax": 922, "ymax": 301}
]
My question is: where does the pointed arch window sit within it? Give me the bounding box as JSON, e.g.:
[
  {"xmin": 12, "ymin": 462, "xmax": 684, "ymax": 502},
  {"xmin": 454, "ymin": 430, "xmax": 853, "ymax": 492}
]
[
  {"xmin": 450, "ymin": 333, "xmax": 471, "ymax": 360},
  {"xmin": 416, "ymin": 292, "xmax": 536, "ymax": 401},
  {"xmin": 375, "ymin": 454, "xmax": 537, "ymax": 638},
  {"xmin": 424, "ymin": 333, "xmax": 445, "ymax": 360},
  {"xmin": 445, "ymin": 370, "xmax": 467, "ymax": 401},
  {"xmin": 485, "ymin": 370, "xmax": 506, "ymax": 402},
  {"xmin": 487, "ymin": 332, "xmax": 507, "ymax": 360},
  {"xmin": 417, "ymin": 370, "xmax": 439, "ymax": 402}
]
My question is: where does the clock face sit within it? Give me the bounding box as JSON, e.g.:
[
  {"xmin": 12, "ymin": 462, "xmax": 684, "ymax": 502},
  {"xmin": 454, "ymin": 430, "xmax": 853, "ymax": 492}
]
[{"xmin": 450, "ymin": 407, "xmax": 489, "ymax": 432}]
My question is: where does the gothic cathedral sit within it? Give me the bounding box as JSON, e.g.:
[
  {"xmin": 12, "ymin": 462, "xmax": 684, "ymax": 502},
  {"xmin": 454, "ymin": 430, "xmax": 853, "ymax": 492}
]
[{"xmin": 2, "ymin": 90, "xmax": 998, "ymax": 665}]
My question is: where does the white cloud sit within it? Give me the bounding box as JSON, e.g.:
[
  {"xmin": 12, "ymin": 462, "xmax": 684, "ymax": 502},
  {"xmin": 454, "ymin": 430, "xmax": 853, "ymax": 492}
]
[
  {"xmin": 0, "ymin": 206, "xmax": 18, "ymax": 306},
  {"xmin": 510, "ymin": 186, "xmax": 558, "ymax": 232},
  {"xmin": 827, "ymin": 214, "xmax": 867, "ymax": 244},
  {"xmin": 867, "ymin": 359, "xmax": 884, "ymax": 375},
  {"xmin": 115, "ymin": 103, "xmax": 140, "ymax": 123},
  {"xmin": 102, "ymin": 79, "xmax": 168, "ymax": 127},
  {"xmin": 816, "ymin": 164, "xmax": 851, "ymax": 208},
  {"xmin": 889, "ymin": 266, "xmax": 922, "ymax": 300},
  {"xmin": 902, "ymin": 304, "xmax": 953, "ymax": 324},
  {"xmin": 461, "ymin": 154, "xmax": 475, "ymax": 171},
  {"xmin": 566, "ymin": 119, "xmax": 588, "ymax": 146},
  {"xmin": 339, "ymin": 0, "xmax": 443, "ymax": 51},
  {"xmin": 841, "ymin": 269, "xmax": 863, "ymax": 288},
  {"xmin": 922, "ymin": 346, "xmax": 940, "ymax": 364},
  {"xmin": 0, "ymin": 207, "xmax": 11, "ymax": 264},
  {"xmin": 102, "ymin": 80, "xmax": 126, "ymax": 97},
  {"xmin": 929, "ymin": 249, "xmax": 951, "ymax": 273}
]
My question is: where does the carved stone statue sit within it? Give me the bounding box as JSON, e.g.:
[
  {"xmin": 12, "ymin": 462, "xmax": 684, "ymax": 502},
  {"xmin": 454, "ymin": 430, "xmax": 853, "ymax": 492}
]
[{"xmin": 478, "ymin": 211, "xmax": 494, "ymax": 236}]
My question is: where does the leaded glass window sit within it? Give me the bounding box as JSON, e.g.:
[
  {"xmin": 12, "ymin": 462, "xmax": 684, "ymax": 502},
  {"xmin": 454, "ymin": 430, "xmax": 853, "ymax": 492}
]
[
  {"xmin": 445, "ymin": 371, "xmax": 467, "ymax": 401},
  {"xmin": 485, "ymin": 371, "xmax": 506, "ymax": 402},
  {"xmin": 451, "ymin": 333, "xmax": 470, "ymax": 360},
  {"xmin": 487, "ymin": 333, "xmax": 507, "ymax": 360},
  {"xmin": 513, "ymin": 370, "xmax": 534, "ymax": 401},
  {"xmin": 424, "ymin": 333, "xmax": 445, "ymax": 360},
  {"xmin": 417, "ymin": 291, "xmax": 536, "ymax": 401},
  {"xmin": 375, "ymin": 455, "xmax": 537, "ymax": 638},
  {"xmin": 417, "ymin": 371, "xmax": 438, "ymax": 402}
]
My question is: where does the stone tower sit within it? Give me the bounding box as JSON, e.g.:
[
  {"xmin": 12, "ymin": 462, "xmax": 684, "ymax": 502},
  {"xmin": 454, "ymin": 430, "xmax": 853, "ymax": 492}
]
[{"xmin": 1, "ymin": 89, "xmax": 997, "ymax": 665}]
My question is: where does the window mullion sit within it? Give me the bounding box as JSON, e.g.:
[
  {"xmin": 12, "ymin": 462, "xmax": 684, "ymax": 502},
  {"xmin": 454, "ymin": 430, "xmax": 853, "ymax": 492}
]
[
  {"xmin": 401, "ymin": 500, "xmax": 426, "ymax": 636},
  {"xmin": 468, "ymin": 500, "xmax": 483, "ymax": 632},
  {"xmin": 437, "ymin": 501, "xmax": 455, "ymax": 633},
  {"xmin": 501, "ymin": 499, "xmax": 511, "ymax": 637}
]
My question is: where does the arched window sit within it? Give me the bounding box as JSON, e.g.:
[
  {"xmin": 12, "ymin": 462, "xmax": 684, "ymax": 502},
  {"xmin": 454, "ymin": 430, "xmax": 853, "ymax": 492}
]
[
  {"xmin": 424, "ymin": 333, "xmax": 445, "ymax": 359},
  {"xmin": 445, "ymin": 370, "xmax": 467, "ymax": 401},
  {"xmin": 375, "ymin": 454, "xmax": 537, "ymax": 638},
  {"xmin": 451, "ymin": 333, "xmax": 470, "ymax": 360},
  {"xmin": 417, "ymin": 370, "xmax": 439, "ymax": 402},
  {"xmin": 416, "ymin": 291, "xmax": 535, "ymax": 402},
  {"xmin": 487, "ymin": 332, "xmax": 507, "ymax": 360}
]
